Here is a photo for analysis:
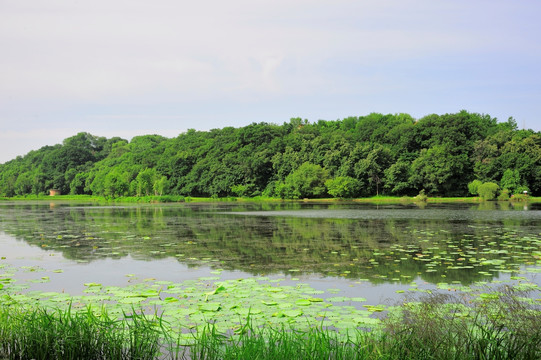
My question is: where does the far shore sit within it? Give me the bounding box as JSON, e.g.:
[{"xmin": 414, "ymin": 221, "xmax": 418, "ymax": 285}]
[{"xmin": 1, "ymin": 194, "xmax": 540, "ymax": 204}]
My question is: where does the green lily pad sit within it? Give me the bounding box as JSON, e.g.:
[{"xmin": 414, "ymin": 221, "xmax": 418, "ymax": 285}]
[{"xmin": 295, "ymin": 299, "xmax": 312, "ymax": 306}]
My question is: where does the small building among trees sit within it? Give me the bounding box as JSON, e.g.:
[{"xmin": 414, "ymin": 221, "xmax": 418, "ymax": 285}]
[{"xmin": 49, "ymin": 189, "xmax": 61, "ymax": 196}]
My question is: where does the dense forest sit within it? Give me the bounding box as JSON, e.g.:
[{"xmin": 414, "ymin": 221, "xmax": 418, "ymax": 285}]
[{"xmin": 1, "ymin": 111, "xmax": 540, "ymax": 198}]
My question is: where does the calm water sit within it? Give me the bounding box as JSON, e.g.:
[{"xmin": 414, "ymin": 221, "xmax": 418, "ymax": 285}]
[{"xmin": 1, "ymin": 201, "xmax": 540, "ymax": 304}]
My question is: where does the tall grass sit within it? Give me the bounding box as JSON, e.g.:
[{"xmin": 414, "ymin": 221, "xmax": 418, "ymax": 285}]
[
  {"xmin": 183, "ymin": 322, "xmax": 380, "ymax": 360},
  {"xmin": 0, "ymin": 289, "xmax": 539, "ymax": 359},
  {"xmin": 382, "ymin": 290, "xmax": 541, "ymax": 360},
  {"xmin": 0, "ymin": 305, "xmax": 163, "ymax": 360}
]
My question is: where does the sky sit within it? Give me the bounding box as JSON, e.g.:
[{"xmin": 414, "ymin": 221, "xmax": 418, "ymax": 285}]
[{"xmin": 1, "ymin": 0, "xmax": 541, "ymax": 164}]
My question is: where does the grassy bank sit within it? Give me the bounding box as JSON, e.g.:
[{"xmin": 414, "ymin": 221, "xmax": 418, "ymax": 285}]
[
  {"xmin": 1, "ymin": 290, "xmax": 539, "ymax": 359},
  {"xmin": 2, "ymin": 194, "xmax": 541, "ymax": 204}
]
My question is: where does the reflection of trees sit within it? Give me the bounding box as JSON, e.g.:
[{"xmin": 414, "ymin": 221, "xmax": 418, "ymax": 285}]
[{"xmin": 0, "ymin": 202, "xmax": 539, "ymax": 286}]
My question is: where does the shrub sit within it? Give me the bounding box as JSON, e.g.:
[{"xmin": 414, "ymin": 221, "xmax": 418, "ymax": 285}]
[
  {"xmin": 498, "ymin": 189, "xmax": 510, "ymax": 201},
  {"xmin": 413, "ymin": 189, "xmax": 427, "ymax": 202},
  {"xmin": 468, "ymin": 179, "xmax": 483, "ymax": 196},
  {"xmin": 231, "ymin": 184, "xmax": 250, "ymax": 197},
  {"xmin": 325, "ymin": 176, "xmax": 361, "ymax": 198},
  {"xmin": 511, "ymin": 193, "xmax": 530, "ymax": 202},
  {"xmin": 477, "ymin": 182, "xmax": 499, "ymax": 200},
  {"xmin": 515, "ymin": 185, "xmax": 530, "ymax": 195},
  {"xmin": 275, "ymin": 163, "xmax": 328, "ymax": 199}
]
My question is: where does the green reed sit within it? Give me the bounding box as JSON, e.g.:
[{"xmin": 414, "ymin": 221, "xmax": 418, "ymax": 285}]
[
  {"xmin": 381, "ymin": 290, "xmax": 541, "ymax": 360},
  {"xmin": 0, "ymin": 304, "xmax": 163, "ymax": 360}
]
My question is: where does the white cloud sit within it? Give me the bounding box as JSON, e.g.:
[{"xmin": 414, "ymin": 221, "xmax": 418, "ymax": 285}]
[
  {"xmin": 0, "ymin": 0, "xmax": 540, "ymax": 163},
  {"xmin": 2, "ymin": 0, "xmax": 529, "ymax": 103}
]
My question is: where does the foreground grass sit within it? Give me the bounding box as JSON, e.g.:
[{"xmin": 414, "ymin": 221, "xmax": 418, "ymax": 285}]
[
  {"xmin": 0, "ymin": 305, "xmax": 164, "ymax": 360},
  {"xmin": 1, "ymin": 290, "xmax": 539, "ymax": 360}
]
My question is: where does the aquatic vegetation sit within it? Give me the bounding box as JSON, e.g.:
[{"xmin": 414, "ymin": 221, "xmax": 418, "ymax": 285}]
[
  {"xmin": 0, "ymin": 305, "xmax": 163, "ymax": 360},
  {"xmin": 0, "ymin": 272, "xmax": 383, "ymax": 335},
  {"xmin": 1, "ymin": 283, "xmax": 540, "ymax": 359},
  {"xmin": 1, "ymin": 264, "xmax": 540, "ymax": 359},
  {"xmin": 383, "ymin": 289, "xmax": 541, "ymax": 360},
  {"xmin": 1, "ymin": 202, "xmax": 540, "ymax": 358}
]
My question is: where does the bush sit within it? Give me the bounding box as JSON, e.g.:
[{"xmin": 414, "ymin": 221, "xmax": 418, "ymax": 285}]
[
  {"xmin": 468, "ymin": 179, "xmax": 483, "ymax": 196},
  {"xmin": 477, "ymin": 182, "xmax": 499, "ymax": 200},
  {"xmin": 325, "ymin": 176, "xmax": 361, "ymax": 198},
  {"xmin": 413, "ymin": 189, "xmax": 427, "ymax": 202},
  {"xmin": 231, "ymin": 184, "xmax": 251, "ymax": 197},
  {"xmin": 498, "ymin": 189, "xmax": 510, "ymax": 201},
  {"xmin": 515, "ymin": 185, "xmax": 530, "ymax": 195},
  {"xmin": 275, "ymin": 163, "xmax": 328, "ymax": 199},
  {"xmin": 511, "ymin": 193, "xmax": 530, "ymax": 202}
]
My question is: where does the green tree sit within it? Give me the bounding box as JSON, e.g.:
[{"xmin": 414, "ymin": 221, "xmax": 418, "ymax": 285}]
[
  {"xmin": 500, "ymin": 169, "xmax": 521, "ymax": 194},
  {"xmin": 477, "ymin": 182, "xmax": 499, "ymax": 200},
  {"xmin": 410, "ymin": 145, "xmax": 469, "ymax": 196},
  {"xmin": 277, "ymin": 162, "xmax": 329, "ymax": 199},
  {"xmin": 14, "ymin": 172, "xmax": 32, "ymax": 196},
  {"xmin": 354, "ymin": 144, "xmax": 392, "ymax": 196},
  {"xmin": 104, "ymin": 171, "xmax": 129, "ymax": 198},
  {"xmin": 135, "ymin": 168, "xmax": 158, "ymax": 196},
  {"xmin": 3, "ymin": 111, "xmax": 533, "ymax": 198},
  {"xmin": 325, "ymin": 176, "xmax": 361, "ymax": 198},
  {"xmin": 467, "ymin": 180, "xmax": 483, "ymax": 196},
  {"xmin": 70, "ymin": 172, "xmax": 89, "ymax": 195},
  {"xmin": 384, "ymin": 160, "xmax": 413, "ymax": 195},
  {"xmin": 153, "ymin": 176, "xmax": 168, "ymax": 196}
]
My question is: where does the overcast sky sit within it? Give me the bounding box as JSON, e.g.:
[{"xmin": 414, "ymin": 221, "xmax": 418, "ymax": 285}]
[{"xmin": 1, "ymin": 0, "xmax": 540, "ymax": 163}]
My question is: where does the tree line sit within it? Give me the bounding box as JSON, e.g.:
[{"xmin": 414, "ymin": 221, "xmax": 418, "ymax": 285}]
[{"xmin": 1, "ymin": 110, "xmax": 540, "ymax": 198}]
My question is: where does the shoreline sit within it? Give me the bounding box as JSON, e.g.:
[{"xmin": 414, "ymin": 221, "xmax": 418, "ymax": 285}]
[{"xmin": 1, "ymin": 194, "xmax": 540, "ymax": 204}]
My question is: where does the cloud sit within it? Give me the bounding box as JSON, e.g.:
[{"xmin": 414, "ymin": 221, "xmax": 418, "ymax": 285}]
[
  {"xmin": 2, "ymin": 0, "xmax": 531, "ymax": 104},
  {"xmin": 0, "ymin": 0, "xmax": 540, "ymax": 163}
]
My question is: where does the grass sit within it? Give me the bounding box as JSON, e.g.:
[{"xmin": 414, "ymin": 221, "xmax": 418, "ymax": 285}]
[
  {"xmin": 0, "ymin": 305, "xmax": 164, "ymax": 360},
  {"xmin": 383, "ymin": 289, "xmax": 541, "ymax": 360},
  {"xmin": 1, "ymin": 289, "xmax": 539, "ymax": 359},
  {"xmin": 183, "ymin": 322, "xmax": 379, "ymax": 360},
  {"xmin": 3, "ymin": 193, "xmax": 541, "ymax": 204}
]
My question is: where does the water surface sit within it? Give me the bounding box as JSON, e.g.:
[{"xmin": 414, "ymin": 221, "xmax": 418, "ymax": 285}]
[{"xmin": 1, "ymin": 201, "xmax": 540, "ymax": 304}]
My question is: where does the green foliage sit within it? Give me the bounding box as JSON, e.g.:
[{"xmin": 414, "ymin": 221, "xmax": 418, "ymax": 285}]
[
  {"xmin": 153, "ymin": 175, "xmax": 168, "ymax": 196},
  {"xmin": 354, "ymin": 144, "xmax": 392, "ymax": 196},
  {"xmin": 2, "ymin": 277, "xmax": 538, "ymax": 360},
  {"xmin": 1, "ymin": 112, "xmax": 540, "ymax": 198},
  {"xmin": 231, "ymin": 184, "xmax": 254, "ymax": 197},
  {"xmin": 384, "ymin": 160, "xmax": 414, "ymax": 195},
  {"xmin": 134, "ymin": 168, "xmax": 158, "ymax": 196},
  {"xmin": 384, "ymin": 291, "xmax": 541, "ymax": 360},
  {"xmin": 0, "ymin": 305, "xmax": 162, "ymax": 360},
  {"xmin": 510, "ymin": 193, "xmax": 529, "ymax": 202},
  {"xmin": 410, "ymin": 145, "xmax": 469, "ymax": 196},
  {"xmin": 498, "ymin": 188, "xmax": 510, "ymax": 201},
  {"xmin": 468, "ymin": 179, "xmax": 483, "ymax": 196},
  {"xmin": 70, "ymin": 172, "xmax": 90, "ymax": 195},
  {"xmin": 413, "ymin": 189, "xmax": 428, "ymax": 202},
  {"xmin": 477, "ymin": 182, "xmax": 499, "ymax": 200},
  {"xmin": 103, "ymin": 171, "xmax": 129, "ymax": 198},
  {"xmin": 276, "ymin": 162, "xmax": 329, "ymax": 199},
  {"xmin": 325, "ymin": 176, "xmax": 361, "ymax": 198},
  {"xmin": 500, "ymin": 169, "xmax": 521, "ymax": 194}
]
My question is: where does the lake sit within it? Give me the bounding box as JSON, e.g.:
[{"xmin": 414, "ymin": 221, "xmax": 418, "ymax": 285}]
[{"xmin": 1, "ymin": 201, "xmax": 540, "ymax": 306}]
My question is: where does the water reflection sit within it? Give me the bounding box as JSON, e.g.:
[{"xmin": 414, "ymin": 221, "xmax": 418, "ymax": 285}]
[{"xmin": 0, "ymin": 201, "xmax": 540, "ymax": 287}]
